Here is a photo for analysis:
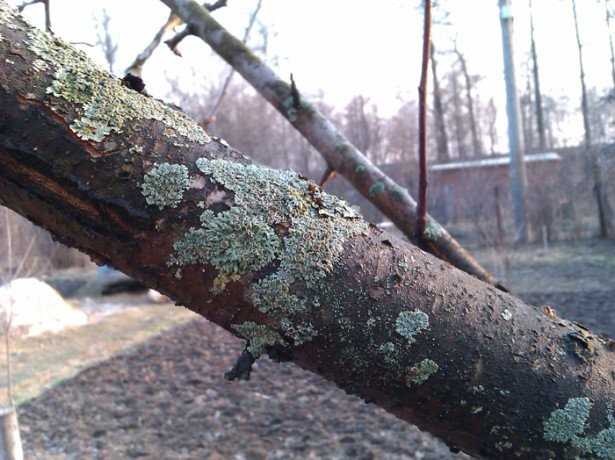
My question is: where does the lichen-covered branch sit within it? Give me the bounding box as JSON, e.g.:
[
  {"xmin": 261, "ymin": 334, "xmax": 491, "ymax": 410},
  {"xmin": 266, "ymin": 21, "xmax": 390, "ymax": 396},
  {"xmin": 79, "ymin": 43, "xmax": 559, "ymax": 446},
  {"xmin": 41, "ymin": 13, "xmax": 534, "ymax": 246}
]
[
  {"xmin": 1, "ymin": 5, "xmax": 615, "ymax": 458},
  {"xmin": 159, "ymin": 0, "xmax": 503, "ymax": 290}
]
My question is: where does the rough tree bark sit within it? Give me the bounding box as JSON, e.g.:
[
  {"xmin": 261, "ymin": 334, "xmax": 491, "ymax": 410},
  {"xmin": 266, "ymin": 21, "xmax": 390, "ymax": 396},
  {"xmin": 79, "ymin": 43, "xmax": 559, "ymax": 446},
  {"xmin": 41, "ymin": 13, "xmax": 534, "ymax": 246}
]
[
  {"xmin": 1, "ymin": 4, "xmax": 615, "ymax": 459},
  {"xmin": 157, "ymin": 0, "xmax": 502, "ymax": 289}
]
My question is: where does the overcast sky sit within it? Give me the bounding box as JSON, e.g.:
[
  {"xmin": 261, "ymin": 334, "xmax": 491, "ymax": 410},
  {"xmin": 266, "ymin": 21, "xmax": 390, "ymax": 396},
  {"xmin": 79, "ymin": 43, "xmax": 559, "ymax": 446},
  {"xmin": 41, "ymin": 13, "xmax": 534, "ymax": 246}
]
[{"xmin": 8, "ymin": 0, "xmax": 614, "ymax": 149}]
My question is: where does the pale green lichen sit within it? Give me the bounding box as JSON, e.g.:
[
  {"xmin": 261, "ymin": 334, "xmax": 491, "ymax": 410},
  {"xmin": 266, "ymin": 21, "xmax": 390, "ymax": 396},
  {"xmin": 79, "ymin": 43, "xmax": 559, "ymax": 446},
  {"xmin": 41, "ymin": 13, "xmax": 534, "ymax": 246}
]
[
  {"xmin": 172, "ymin": 208, "xmax": 282, "ymax": 292},
  {"xmin": 23, "ymin": 24, "xmax": 210, "ymax": 144},
  {"xmin": 543, "ymin": 397, "xmax": 615, "ymax": 459},
  {"xmin": 395, "ymin": 309, "xmax": 429, "ymax": 344},
  {"xmin": 141, "ymin": 163, "xmax": 189, "ymax": 210},
  {"xmin": 424, "ymin": 220, "xmax": 445, "ymax": 241},
  {"xmin": 232, "ymin": 321, "xmax": 286, "ymax": 357},
  {"xmin": 171, "ymin": 158, "xmax": 368, "ymax": 347},
  {"xmin": 282, "ymin": 95, "xmax": 298, "ymax": 122},
  {"xmin": 407, "ymin": 358, "xmax": 439, "ymax": 385},
  {"xmin": 251, "ymin": 276, "xmax": 306, "ymax": 316},
  {"xmin": 379, "ymin": 342, "xmax": 399, "ymax": 366},
  {"xmin": 368, "ymin": 180, "xmax": 385, "ymax": 197}
]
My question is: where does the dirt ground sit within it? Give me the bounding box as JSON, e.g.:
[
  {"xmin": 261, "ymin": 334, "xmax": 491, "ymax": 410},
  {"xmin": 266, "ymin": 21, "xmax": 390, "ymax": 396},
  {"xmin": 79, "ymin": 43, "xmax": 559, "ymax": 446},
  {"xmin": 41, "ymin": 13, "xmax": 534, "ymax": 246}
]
[{"xmin": 15, "ymin": 238, "xmax": 615, "ymax": 459}]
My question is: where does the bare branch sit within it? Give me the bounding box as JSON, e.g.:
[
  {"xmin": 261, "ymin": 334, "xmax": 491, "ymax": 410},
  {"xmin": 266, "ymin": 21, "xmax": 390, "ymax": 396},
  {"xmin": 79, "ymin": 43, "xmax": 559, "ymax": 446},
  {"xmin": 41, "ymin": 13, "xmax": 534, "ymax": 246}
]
[
  {"xmin": 126, "ymin": 0, "xmax": 227, "ymax": 76},
  {"xmin": 17, "ymin": 0, "xmax": 50, "ymax": 32},
  {"xmin": 416, "ymin": 0, "xmax": 431, "ymax": 245},
  {"xmin": 201, "ymin": 0, "xmax": 262, "ymax": 124},
  {"xmin": 160, "ymin": 0, "xmax": 503, "ymax": 289}
]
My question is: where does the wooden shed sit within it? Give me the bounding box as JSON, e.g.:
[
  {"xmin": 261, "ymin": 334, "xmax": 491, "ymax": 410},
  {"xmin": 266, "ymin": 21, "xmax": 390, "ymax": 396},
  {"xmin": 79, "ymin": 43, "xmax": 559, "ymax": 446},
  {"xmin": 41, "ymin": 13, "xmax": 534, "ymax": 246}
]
[{"xmin": 429, "ymin": 152, "xmax": 562, "ymax": 224}]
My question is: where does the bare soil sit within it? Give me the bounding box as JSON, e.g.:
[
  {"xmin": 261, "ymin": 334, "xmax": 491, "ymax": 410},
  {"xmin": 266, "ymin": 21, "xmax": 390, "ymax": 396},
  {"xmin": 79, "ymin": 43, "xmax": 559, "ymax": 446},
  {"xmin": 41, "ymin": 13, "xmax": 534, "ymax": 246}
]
[{"xmin": 15, "ymin": 238, "xmax": 615, "ymax": 459}]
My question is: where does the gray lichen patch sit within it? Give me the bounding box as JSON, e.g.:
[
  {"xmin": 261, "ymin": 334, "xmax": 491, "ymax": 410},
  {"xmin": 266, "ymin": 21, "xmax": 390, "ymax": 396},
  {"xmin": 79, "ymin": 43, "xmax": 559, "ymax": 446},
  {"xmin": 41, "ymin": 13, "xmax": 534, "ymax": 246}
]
[
  {"xmin": 171, "ymin": 158, "xmax": 368, "ymax": 347},
  {"xmin": 368, "ymin": 180, "xmax": 385, "ymax": 198},
  {"xmin": 395, "ymin": 309, "xmax": 429, "ymax": 344},
  {"xmin": 378, "ymin": 341, "xmax": 399, "ymax": 366},
  {"xmin": 172, "ymin": 207, "xmax": 282, "ymax": 293},
  {"xmin": 406, "ymin": 359, "xmax": 439, "ymax": 386},
  {"xmin": 141, "ymin": 163, "xmax": 190, "ymax": 210},
  {"xmin": 232, "ymin": 321, "xmax": 286, "ymax": 357},
  {"xmin": 23, "ymin": 23, "xmax": 209, "ymax": 144},
  {"xmin": 424, "ymin": 220, "xmax": 445, "ymax": 241},
  {"xmin": 543, "ymin": 397, "xmax": 615, "ymax": 459}
]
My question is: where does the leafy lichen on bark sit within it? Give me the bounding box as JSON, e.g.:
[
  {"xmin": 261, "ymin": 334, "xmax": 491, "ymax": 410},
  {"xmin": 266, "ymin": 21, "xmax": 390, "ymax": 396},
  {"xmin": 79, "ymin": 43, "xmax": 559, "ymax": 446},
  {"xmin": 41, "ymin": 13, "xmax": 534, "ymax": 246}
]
[
  {"xmin": 141, "ymin": 163, "xmax": 190, "ymax": 210},
  {"xmin": 407, "ymin": 358, "xmax": 439, "ymax": 386},
  {"xmin": 543, "ymin": 397, "xmax": 615, "ymax": 458},
  {"xmin": 232, "ymin": 321, "xmax": 286, "ymax": 357},
  {"xmin": 395, "ymin": 309, "xmax": 430, "ymax": 344},
  {"xmin": 168, "ymin": 158, "xmax": 368, "ymax": 347},
  {"xmin": 15, "ymin": 15, "xmax": 210, "ymax": 144}
]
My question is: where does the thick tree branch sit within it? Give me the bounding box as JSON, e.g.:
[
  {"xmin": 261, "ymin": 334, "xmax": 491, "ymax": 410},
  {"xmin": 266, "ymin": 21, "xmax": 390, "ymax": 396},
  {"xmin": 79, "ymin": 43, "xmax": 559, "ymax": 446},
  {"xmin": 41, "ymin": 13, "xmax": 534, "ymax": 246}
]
[
  {"xmin": 158, "ymin": 0, "xmax": 504, "ymax": 290},
  {"xmin": 1, "ymin": 5, "xmax": 615, "ymax": 458}
]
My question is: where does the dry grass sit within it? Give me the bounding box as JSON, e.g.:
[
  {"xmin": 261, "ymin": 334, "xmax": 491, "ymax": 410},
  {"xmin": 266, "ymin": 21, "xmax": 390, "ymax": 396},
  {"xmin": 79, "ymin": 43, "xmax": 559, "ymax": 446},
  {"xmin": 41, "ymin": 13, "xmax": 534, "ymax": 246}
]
[{"xmin": 0, "ymin": 303, "xmax": 197, "ymax": 406}]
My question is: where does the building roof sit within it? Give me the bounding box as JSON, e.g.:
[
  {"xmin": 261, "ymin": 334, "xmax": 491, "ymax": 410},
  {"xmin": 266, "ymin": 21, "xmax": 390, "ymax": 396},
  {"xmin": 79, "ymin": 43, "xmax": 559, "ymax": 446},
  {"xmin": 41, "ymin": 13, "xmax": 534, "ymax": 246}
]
[{"xmin": 430, "ymin": 152, "xmax": 561, "ymax": 172}]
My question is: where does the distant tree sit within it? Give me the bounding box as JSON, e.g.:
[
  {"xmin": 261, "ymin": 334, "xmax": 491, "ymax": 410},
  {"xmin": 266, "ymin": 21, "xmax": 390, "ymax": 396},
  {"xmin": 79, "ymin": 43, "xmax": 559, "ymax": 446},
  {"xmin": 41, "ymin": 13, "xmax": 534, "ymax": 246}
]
[
  {"xmin": 343, "ymin": 96, "xmax": 385, "ymax": 164},
  {"xmin": 572, "ymin": 0, "xmax": 613, "ymax": 237},
  {"xmin": 447, "ymin": 70, "xmax": 468, "ymax": 158},
  {"xmin": 528, "ymin": 0, "xmax": 547, "ymax": 151},
  {"xmin": 453, "ymin": 44, "xmax": 483, "ymax": 156},
  {"xmin": 430, "ymin": 41, "xmax": 450, "ymax": 162},
  {"xmin": 604, "ymin": 0, "xmax": 615, "ymax": 90},
  {"xmin": 485, "ymin": 97, "xmax": 498, "ymax": 154},
  {"xmin": 95, "ymin": 9, "xmax": 118, "ymax": 74}
]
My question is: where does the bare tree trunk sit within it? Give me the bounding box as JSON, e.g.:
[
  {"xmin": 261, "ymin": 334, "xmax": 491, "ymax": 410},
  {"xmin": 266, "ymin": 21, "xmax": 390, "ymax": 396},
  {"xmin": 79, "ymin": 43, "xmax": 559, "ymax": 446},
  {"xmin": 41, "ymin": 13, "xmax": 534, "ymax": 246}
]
[
  {"xmin": 155, "ymin": 0, "xmax": 502, "ymax": 288},
  {"xmin": 605, "ymin": 0, "xmax": 615, "ymax": 90},
  {"xmin": 430, "ymin": 41, "xmax": 449, "ymax": 163},
  {"xmin": 454, "ymin": 47, "xmax": 483, "ymax": 157},
  {"xmin": 1, "ymin": 7, "xmax": 615, "ymax": 458},
  {"xmin": 572, "ymin": 0, "xmax": 611, "ymax": 238},
  {"xmin": 0, "ymin": 408, "xmax": 23, "ymax": 460},
  {"xmin": 449, "ymin": 72, "xmax": 467, "ymax": 159},
  {"xmin": 529, "ymin": 0, "xmax": 547, "ymax": 151},
  {"xmin": 486, "ymin": 98, "xmax": 498, "ymax": 154}
]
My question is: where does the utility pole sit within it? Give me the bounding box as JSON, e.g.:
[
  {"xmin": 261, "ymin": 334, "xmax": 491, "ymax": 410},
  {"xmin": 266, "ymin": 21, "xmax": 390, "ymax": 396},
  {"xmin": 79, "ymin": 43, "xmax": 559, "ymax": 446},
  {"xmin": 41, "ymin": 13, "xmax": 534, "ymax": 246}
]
[{"xmin": 498, "ymin": 0, "xmax": 529, "ymax": 243}]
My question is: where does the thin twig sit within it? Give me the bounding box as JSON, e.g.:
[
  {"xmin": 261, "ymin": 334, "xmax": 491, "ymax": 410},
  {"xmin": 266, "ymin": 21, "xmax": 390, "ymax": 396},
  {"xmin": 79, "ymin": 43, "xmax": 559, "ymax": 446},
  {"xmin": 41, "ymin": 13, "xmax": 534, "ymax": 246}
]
[
  {"xmin": 18, "ymin": 0, "xmax": 51, "ymax": 33},
  {"xmin": 165, "ymin": 0, "xmax": 229, "ymax": 55},
  {"xmin": 201, "ymin": 0, "xmax": 263, "ymax": 125},
  {"xmin": 319, "ymin": 167, "xmax": 337, "ymax": 188},
  {"xmin": 416, "ymin": 0, "xmax": 431, "ymax": 244},
  {"xmin": 290, "ymin": 72, "xmax": 301, "ymax": 109},
  {"xmin": 127, "ymin": 0, "xmax": 227, "ymax": 76}
]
